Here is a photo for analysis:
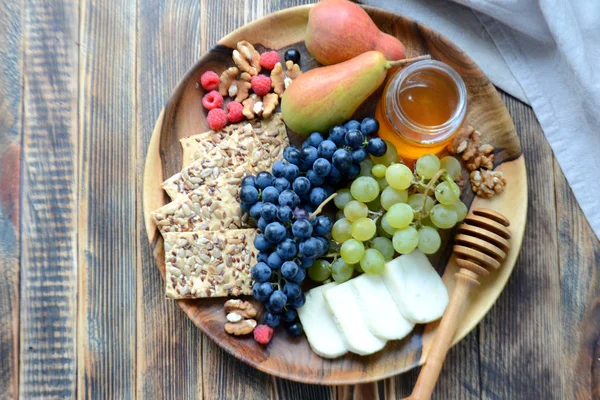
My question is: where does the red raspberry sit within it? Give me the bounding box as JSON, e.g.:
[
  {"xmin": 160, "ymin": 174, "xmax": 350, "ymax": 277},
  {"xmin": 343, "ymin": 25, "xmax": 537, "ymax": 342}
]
[
  {"xmin": 226, "ymin": 101, "xmax": 244, "ymax": 123},
  {"xmin": 253, "ymin": 324, "xmax": 274, "ymax": 345},
  {"xmin": 206, "ymin": 108, "xmax": 227, "ymax": 131},
  {"xmin": 259, "ymin": 51, "xmax": 280, "ymax": 70},
  {"xmin": 200, "ymin": 71, "xmax": 220, "ymax": 91},
  {"xmin": 202, "ymin": 90, "xmax": 224, "ymax": 110},
  {"xmin": 251, "ymin": 75, "xmax": 272, "ymax": 96}
]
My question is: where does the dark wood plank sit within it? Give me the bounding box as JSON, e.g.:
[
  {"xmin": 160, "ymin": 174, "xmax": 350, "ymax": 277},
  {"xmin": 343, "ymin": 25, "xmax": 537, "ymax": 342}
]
[
  {"xmin": 272, "ymin": 375, "xmax": 333, "ymax": 400},
  {"xmin": 553, "ymin": 159, "xmax": 600, "ymax": 400},
  {"xmin": 0, "ymin": 1, "xmax": 23, "ymax": 398},
  {"xmin": 19, "ymin": 0, "xmax": 79, "ymax": 398},
  {"xmin": 77, "ymin": 0, "xmax": 137, "ymax": 397},
  {"xmin": 394, "ymin": 330, "xmax": 481, "ymax": 399},
  {"xmin": 135, "ymin": 0, "xmax": 203, "ymax": 398},
  {"xmin": 477, "ymin": 95, "xmax": 562, "ymax": 399}
]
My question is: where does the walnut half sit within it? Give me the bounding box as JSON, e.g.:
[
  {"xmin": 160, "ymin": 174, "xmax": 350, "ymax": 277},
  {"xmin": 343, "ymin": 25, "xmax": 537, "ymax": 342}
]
[
  {"xmin": 271, "ymin": 61, "xmax": 302, "ymax": 97},
  {"xmin": 470, "ymin": 169, "xmax": 507, "ymax": 198},
  {"xmin": 233, "ymin": 41, "xmax": 261, "ymax": 76},
  {"xmin": 224, "ymin": 319, "xmax": 257, "ymax": 336},
  {"xmin": 452, "ymin": 125, "xmax": 496, "ymax": 172},
  {"xmin": 224, "ymin": 299, "xmax": 257, "ymax": 319}
]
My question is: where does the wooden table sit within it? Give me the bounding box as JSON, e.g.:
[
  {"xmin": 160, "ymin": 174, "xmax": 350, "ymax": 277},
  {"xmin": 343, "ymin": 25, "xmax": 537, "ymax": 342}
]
[{"xmin": 1, "ymin": 0, "xmax": 598, "ymax": 399}]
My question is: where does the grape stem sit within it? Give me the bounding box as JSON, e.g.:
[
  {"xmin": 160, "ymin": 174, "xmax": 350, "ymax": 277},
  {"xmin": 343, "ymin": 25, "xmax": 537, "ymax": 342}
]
[
  {"xmin": 309, "ymin": 193, "xmax": 338, "ymax": 220},
  {"xmin": 275, "ymin": 270, "xmax": 282, "ymax": 290},
  {"xmin": 419, "ymin": 168, "xmax": 446, "ymax": 222}
]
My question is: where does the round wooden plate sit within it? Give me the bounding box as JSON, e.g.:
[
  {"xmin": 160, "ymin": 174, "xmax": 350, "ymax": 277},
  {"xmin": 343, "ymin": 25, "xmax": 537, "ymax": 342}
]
[{"xmin": 143, "ymin": 5, "xmax": 527, "ymax": 385}]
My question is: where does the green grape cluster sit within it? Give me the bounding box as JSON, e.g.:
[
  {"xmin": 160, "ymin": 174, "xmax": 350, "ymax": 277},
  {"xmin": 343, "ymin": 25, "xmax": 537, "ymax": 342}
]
[{"xmin": 308, "ymin": 152, "xmax": 468, "ymax": 285}]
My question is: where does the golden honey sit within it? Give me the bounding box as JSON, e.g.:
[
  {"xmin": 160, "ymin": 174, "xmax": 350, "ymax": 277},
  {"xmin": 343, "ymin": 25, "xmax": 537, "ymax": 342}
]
[{"xmin": 376, "ymin": 60, "xmax": 467, "ymax": 161}]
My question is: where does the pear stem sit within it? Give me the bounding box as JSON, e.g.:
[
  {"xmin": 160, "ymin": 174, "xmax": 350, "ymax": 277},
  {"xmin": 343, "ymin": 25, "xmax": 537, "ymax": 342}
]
[{"xmin": 387, "ymin": 55, "xmax": 432, "ymax": 68}]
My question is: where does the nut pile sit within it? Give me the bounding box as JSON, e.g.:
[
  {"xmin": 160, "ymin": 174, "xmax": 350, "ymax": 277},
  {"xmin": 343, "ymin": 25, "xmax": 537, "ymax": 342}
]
[
  {"xmin": 199, "ymin": 41, "xmax": 302, "ymax": 131},
  {"xmin": 451, "ymin": 125, "xmax": 507, "ymax": 198}
]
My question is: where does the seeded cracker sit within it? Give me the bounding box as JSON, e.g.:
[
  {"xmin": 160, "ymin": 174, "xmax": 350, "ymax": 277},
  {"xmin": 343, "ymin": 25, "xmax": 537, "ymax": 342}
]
[
  {"xmin": 152, "ymin": 184, "xmax": 250, "ymax": 233},
  {"xmin": 179, "ymin": 121, "xmax": 256, "ymax": 168},
  {"xmin": 164, "ymin": 229, "xmax": 257, "ymax": 298},
  {"xmin": 161, "ymin": 159, "xmax": 251, "ymax": 200},
  {"xmin": 179, "ymin": 113, "xmax": 289, "ymax": 169}
]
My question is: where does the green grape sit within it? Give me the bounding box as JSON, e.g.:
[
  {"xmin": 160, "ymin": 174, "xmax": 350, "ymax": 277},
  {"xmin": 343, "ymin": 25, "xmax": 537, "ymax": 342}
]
[
  {"xmin": 331, "ymin": 258, "xmax": 354, "ymax": 283},
  {"xmin": 450, "ymin": 201, "xmax": 468, "ymax": 222},
  {"xmin": 351, "ymin": 176, "xmax": 379, "ymax": 203},
  {"xmin": 449, "ymin": 180, "xmax": 461, "ymax": 196},
  {"xmin": 360, "ymin": 249, "xmax": 386, "ymax": 274},
  {"xmin": 367, "ymin": 196, "xmax": 382, "ymax": 212},
  {"xmin": 354, "ymin": 262, "xmax": 364, "ymax": 273},
  {"xmin": 372, "ymin": 164, "xmax": 387, "ymax": 178},
  {"xmin": 377, "ymin": 176, "xmax": 389, "ymax": 191},
  {"xmin": 329, "ymin": 239, "xmax": 341, "ymax": 253},
  {"xmin": 344, "ymin": 200, "xmax": 369, "ymax": 221},
  {"xmin": 308, "ymin": 259, "xmax": 331, "ymax": 282},
  {"xmin": 336, "ymin": 209, "xmax": 345, "ymax": 221},
  {"xmin": 370, "ymin": 139, "xmax": 398, "ymax": 166},
  {"xmin": 334, "ymin": 189, "xmax": 353, "ymax": 209},
  {"xmin": 440, "ymin": 156, "xmax": 461, "ymax": 180},
  {"xmin": 407, "ymin": 193, "xmax": 435, "ymax": 214},
  {"xmin": 351, "ymin": 217, "xmax": 376, "ymax": 241},
  {"xmin": 340, "ymin": 239, "xmax": 365, "ymax": 264},
  {"xmin": 418, "ymin": 226, "xmax": 441, "ymax": 254},
  {"xmin": 385, "ymin": 163, "xmax": 413, "ymax": 190},
  {"xmin": 380, "ymin": 186, "xmax": 408, "ymax": 210},
  {"xmin": 415, "ymin": 154, "xmax": 441, "ymax": 179},
  {"xmin": 430, "ymin": 204, "xmax": 458, "ymax": 229},
  {"xmin": 359, "ymin": 159, "xmax": 375, "ymax": 177},
  {"xmin": 370, "ymin": 237, "xmax": 395, "ymax": 260},
  {"xmin": 420, "ymin": 216, "xmax": 436, "ymax": 228},
  {"xmin": 385, "ymin": 203, "xmax": 414, "ymax": 229},
  {"xmin": 392, "ymin": 226, "xmax": 419, "ymax": 254},
  {"xmin": 435, "ymin": 181, "xmax": 460, "ymax": 205},
  {"xmin": 380, "ymin": 214, "xmax": 397, "ymax": 235},
  {"xmin": 376, "ymin": 226, "xmax": 392, "ymax": 239},
  {"xmin": 332, "ymin": 218, "xmax": 352, "ymax": 242}
]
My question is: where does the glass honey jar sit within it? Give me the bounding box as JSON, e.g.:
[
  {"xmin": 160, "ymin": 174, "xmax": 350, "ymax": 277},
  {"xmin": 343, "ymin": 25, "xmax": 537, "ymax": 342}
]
[{"xmin": 375, "ymin": 60, "xmax": 467, "ymax": 161}]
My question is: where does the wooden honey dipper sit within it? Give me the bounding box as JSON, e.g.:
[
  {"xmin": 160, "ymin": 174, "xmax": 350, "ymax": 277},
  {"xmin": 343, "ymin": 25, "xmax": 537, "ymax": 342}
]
[{"xmin": 404, "ymin": 208, "xmax": 511, "ymax": 400}]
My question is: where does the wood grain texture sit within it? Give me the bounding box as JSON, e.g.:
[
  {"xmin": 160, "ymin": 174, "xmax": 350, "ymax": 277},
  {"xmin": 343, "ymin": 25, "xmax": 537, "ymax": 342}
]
[
  {"xmin": 77, "ymin": 0, "xmax": 137, "ymax": 397},
  {"xmin": 553, "ymin": 158, "xmax": 600, "ymax": 399},
  {"xmin": 478, "ymin": 95, "xmax": 562, "ymax": 399},
  {"xmin": 19, "ymin": 0, "xmax": 79, "ymax": 398},
  {"xmin": 7, "ymin": 0, "xmax": 600, "ymax": 398},
  {"xmin": 143, "ymin": 4, "xmax": 525, "ymax": 387},
  {"xmin": 136, "ymin": 0, "xmax": 203, "ymax": 399},
  {"xmin": 0, "ymin": 1, "xmax": 22, "ymax": 398}
]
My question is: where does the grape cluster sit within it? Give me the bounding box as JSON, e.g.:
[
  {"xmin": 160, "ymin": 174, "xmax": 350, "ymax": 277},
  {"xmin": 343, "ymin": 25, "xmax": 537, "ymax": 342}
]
[
  {"xmin": 239, "ymin": 117, "xmax": 389, "ymax": 334},
  {"xmin": 307, "ymin": 148, "xmax": 467, "ymax": 284}
]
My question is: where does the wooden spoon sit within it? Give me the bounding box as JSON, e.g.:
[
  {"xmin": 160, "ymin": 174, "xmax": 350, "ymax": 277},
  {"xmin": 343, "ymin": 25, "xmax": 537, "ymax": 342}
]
[{"xmin": 403, "ymin": 209, "xmax": 511, "ymax": 400}]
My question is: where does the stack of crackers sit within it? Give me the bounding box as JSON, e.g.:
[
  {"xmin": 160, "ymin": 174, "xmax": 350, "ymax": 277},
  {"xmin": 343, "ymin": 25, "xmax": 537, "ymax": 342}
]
[{"xmin": 152, "ymin": 114, "xmax": 288, "ymax": 299}]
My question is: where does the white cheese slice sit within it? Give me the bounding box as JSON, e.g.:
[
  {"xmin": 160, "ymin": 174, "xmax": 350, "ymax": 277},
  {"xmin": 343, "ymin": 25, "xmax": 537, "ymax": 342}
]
[
  {"xmin": 323, "ymin": 282, "xmax": 387, "ymax": 356},
  {"xmin": 382, "ymin": 250, "xmax": 449, "ymax": 324},
  {"xmin": 297, "ymin": 282, "xmax": 348, "ymax": 359},
  {"xmin": 350, "ymin": 273, "xmax": 415, "ymax": 340}
]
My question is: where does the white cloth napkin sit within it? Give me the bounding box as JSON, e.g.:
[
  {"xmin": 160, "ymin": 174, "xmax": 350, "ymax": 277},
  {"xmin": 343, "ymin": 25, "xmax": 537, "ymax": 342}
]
[{"xmin": 365, "ymin": 0, "xmax": 600, "ymax": 239}]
